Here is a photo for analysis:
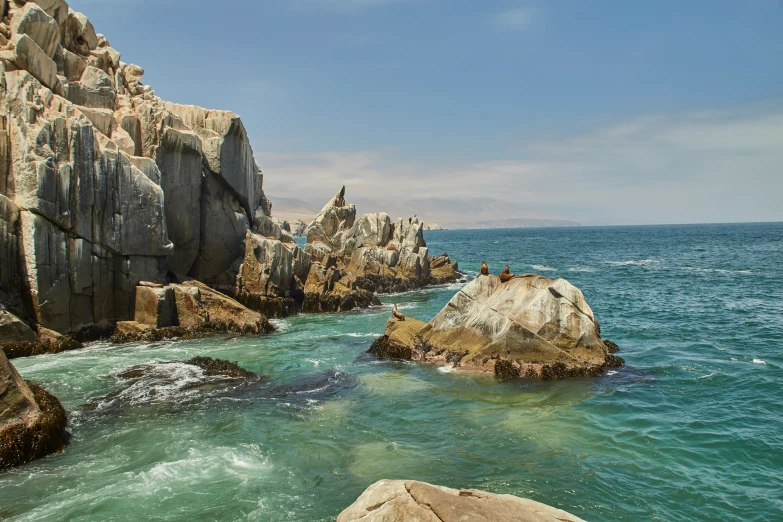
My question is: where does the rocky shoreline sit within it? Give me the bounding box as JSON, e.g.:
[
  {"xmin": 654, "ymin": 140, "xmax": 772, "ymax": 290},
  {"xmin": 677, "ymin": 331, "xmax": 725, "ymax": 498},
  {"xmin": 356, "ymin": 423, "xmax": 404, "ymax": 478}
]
[{"xmin": 0, "ymin": 5, "xmax": 618, "ymax": 520}]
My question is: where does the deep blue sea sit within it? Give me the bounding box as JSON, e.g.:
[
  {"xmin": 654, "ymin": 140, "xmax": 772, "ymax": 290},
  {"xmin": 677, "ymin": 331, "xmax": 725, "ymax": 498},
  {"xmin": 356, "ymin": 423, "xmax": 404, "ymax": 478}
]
[{"xmin": 2, "ymin": 223, "xmax": 781, "ymax": 521}]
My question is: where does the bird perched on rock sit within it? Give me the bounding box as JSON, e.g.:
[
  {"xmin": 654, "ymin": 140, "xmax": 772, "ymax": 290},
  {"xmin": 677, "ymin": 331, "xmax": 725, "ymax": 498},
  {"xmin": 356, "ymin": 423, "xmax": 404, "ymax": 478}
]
[
  {"xmin": 480, "ymin": 261, "xmax": 489, "ymax": 275},
  {"xmin": 499, "ymin": 265, "xmax": 515, "ymax": 283}
]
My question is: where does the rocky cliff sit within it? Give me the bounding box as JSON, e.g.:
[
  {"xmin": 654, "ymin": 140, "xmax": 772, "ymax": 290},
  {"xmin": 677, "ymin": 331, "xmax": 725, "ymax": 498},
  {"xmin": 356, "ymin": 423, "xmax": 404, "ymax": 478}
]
[
  {"xmin": 371, "ymin": 271, "xmax": 624, "ymax": 379},
  {"xmin": 0, "ymin": 0, "xmax": 288, "ymax": 345}
]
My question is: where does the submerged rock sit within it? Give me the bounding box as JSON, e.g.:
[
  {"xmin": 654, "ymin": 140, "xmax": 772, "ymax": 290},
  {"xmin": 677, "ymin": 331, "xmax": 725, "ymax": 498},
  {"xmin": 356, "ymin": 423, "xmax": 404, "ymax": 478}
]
[
  {"xmin": 1, "ymin": 349, "xmax": 68, "ymax": 470},
  {"xmin": 88, "ymin": 357, "xmax": 262, "ymax": 410},
  {"xmin": 371, "ymin": 273, "xmax": 624, "ymax": 379},
  {"xmin": 338, "ymin": 480, "xmax": 585, "ymax": 522}
]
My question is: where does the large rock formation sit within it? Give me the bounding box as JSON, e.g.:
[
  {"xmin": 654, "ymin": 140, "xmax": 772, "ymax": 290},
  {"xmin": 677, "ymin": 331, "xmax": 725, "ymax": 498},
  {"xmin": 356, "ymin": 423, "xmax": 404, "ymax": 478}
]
[
  {"xmin": 233, "ymin": 229, "xmax": 311, "ymax": 318},
  {"xmin": 371, "ymin": 272, "xmax": 624, "ymax": 379},
  {"xmin": 1, "ymin": 347, "xmax": 68, "ymax": 469},
  {"xmin": 337, "ymin": 480, "xmax": 586, "ymax": 522},
  {"xmin": 297, "ymin": 187, "xmax": 459, "ymax": 312},
  {"xmin": 232, "ymin": 186, "xmax": 461, "ymax": 316},
  {"xmin": 0, "ymin": 0, "xmax": 286, "ymax": 347}
]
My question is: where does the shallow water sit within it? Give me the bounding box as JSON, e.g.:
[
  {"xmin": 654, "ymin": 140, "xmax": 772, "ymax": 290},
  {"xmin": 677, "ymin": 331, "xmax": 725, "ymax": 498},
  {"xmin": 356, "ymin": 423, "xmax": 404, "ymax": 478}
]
[{"xmin": 2, "ymin": 223, "xmax": 782, "ymax": 521}]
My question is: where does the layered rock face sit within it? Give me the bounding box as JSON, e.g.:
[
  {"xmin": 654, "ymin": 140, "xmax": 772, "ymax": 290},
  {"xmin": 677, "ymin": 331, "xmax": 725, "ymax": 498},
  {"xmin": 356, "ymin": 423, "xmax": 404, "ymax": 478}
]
[
  {"xmin": 337, "ymin": 480, "xmax": 586, "ymax": 522},
  {"xmin": 371, "ymin": 273, "xmax": 624, "ymax": 378},
  {"xmin": 1, "ymin": 348, "xmax": 68, "ymax": 469},
  {"xmin": 0, "ymin": 0, "xmax": 284, "ymax": 344}
]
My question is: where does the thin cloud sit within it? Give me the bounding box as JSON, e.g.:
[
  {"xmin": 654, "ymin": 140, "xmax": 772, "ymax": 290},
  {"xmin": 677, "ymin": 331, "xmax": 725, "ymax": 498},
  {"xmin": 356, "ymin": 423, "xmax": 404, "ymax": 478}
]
[
  {"xmin": 490, "ymin": 7, "xmax": 537, "ymax": 31},
  {"xmin": 259, "ymin": 102, "xmax": 783, "ymax": 225}
]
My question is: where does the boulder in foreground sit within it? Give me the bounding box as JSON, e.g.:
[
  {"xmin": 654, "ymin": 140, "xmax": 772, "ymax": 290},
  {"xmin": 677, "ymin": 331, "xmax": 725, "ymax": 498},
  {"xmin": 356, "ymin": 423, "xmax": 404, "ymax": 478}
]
[
  {"xmin": 371, "ymin": 273, "xmax": 624, "ymax": 378},
  {"xmin": 1, "ymin": 349, "xmax": 68, "ymax": 470},
  {"xmin": 337, "ymin": 480, "xmax": 585, "ymax": 522}
]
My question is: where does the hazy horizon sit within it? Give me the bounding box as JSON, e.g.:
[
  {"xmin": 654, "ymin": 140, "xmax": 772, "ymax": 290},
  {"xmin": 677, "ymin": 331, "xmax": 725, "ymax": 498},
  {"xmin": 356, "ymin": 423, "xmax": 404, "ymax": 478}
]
[{"xmin": 71, "ymin": 0, "xmax": 783, "ymax": 226}]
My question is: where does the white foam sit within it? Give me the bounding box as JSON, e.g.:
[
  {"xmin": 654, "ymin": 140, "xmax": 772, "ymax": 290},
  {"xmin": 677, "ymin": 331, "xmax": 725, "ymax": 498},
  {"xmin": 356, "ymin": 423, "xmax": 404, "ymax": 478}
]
[
  {"xmin": 752, "ymin": 359, "xmax": 767, "ymax": 365},
  {"xmin": 530, "ymin": 264, "xmax": 556, "ymax": 272},
  {"xmin": 604, "ymin": 259, "xmax": 658, "ymax": 267},
  {"xmin": 343, "ymin": 332, "xmax": 378, "ymax": 338},
  {"xmin": 98, "ymin": 361, "xmax": 244, "ymax": 409},
  {"xmin": 437, "ymin": 365, "xmax": 456, "ymax": 373},
  {"xmin": 269, "ymin": 319, "xmax": 290, "ymax": 333},
  {"xmin": 682, "ymin": 266, "xmax": 754, "ymax": 275}
]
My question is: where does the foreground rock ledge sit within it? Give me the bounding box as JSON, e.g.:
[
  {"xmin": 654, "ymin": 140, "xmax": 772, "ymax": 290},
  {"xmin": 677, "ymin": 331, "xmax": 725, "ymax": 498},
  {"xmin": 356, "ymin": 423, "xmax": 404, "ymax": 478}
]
[
  {"xmin": 370, "ymin": 273, "xmax": 624, "ymax": 379},
  {"xmin": 1, "ymin": 349, "xmax": 68, "ymax": 470},
  {"xmin": 337, "ymin": 480, "xmax": 586, "ymax": 522}
]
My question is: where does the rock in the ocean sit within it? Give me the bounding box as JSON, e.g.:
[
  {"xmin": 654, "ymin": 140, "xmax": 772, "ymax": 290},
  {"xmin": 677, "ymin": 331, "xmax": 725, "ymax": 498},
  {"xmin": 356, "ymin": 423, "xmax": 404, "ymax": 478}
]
[
  {"xmin": 299, "ymin": 187, "xmax": 460, "ymax": 310},
  {"xmin": 111, "ymin": 280, "xmax": 272, "ymax": 343},
  {"xmin": 337, "ymin": 480, "xmax": 586, "ymax": 522},
  {"xmin": 1, "ymin": 349, "xmax": 69, "ymax": 470},
  {"xmin": 371, "ymin": 273, "xmax": 624, "ymax": 378},
  {"xmin": 0, "ymin": 310, "xmax": 39, "ymax": 346}
]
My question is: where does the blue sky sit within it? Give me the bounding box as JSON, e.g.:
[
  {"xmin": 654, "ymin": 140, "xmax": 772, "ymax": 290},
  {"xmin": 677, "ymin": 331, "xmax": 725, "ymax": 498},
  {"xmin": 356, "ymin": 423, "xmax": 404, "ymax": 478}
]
[{"xmin": 72, "ymin": 0, "xmax": 782, "ymax": 224}]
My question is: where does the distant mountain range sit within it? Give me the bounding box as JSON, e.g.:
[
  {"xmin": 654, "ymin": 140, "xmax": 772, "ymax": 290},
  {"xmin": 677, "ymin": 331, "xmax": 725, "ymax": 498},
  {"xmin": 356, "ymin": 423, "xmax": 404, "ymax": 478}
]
[{"xmin": 268, "ymin": 196, "xmax": 579, "ymax": 230}]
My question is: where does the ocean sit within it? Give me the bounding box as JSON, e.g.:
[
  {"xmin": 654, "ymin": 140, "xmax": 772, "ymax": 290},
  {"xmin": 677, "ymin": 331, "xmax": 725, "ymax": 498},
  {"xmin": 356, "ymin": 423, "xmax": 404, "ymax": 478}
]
[{"xmin": 2, "ymin": 223, "xmax": 781, "ymax": 521}]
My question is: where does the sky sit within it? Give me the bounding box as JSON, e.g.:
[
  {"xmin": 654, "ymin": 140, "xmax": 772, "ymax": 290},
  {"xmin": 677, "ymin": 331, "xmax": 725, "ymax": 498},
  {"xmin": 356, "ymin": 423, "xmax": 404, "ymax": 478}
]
[{"xmin": 71, "ymin": 0, "xmax": 783, "ymax": 225}]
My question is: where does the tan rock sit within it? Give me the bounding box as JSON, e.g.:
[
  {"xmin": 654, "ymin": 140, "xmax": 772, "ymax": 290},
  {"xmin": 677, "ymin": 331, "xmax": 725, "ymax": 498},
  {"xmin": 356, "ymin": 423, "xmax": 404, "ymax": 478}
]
[
  {"xmin": 236, "ymin": 231, "xmax": 311, "ymax": 298},
  {"xmin": 172, "ymin": 280, "xmax": 266, "ymax": 331},
  {"xmin": 10, "ymin": 2, "xmax": 58, "ymax": 58},
  {"xmin": 30, "ymin": 0, "xmax": 69, "ymax": 26},
  {"xmin": 337, "ymin": 480, "xmax": 586, "ymax": 522},
  {"xmin": 54, "ymin": 47, "xmax": 86, "ymax": 81},
  {"xmin": 11, "ymin": 33, "xmax": 61, "ymax": 92},
  {"xmin": 372, "ymin": 274, "xmax": 622, "ymax": 378},
  {"xmin": 70, "ymin": 12, "xmax": 98, "ymax": 50},
  {"xmin": 74, "ymin": 105, "xmax": 111, "ymax": 135},
  {"xmin": 0, "ymin": 309, "xmax": 38, "ymax": 345},
  {"xmin": 133, "ymin": 286, "xmax": 176, "ymax": 328},
  {"xmin": 114, "ymin": 320, "xmax": 153, "ymax": 335}
]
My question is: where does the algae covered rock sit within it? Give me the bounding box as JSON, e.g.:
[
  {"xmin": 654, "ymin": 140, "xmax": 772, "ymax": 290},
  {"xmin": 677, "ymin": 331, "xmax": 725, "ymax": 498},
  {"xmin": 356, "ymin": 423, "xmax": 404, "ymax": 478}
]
[{"xmin": 1, "ymin": 349, "xmax": 68, "ymax": 470}]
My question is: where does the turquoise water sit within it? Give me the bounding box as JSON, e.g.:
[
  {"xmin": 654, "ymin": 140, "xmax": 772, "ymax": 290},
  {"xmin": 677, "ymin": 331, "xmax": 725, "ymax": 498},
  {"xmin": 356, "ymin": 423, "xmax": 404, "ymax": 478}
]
[{"xmin": 2, "ymin": 223, "xmax": 782, "ymax": 521}]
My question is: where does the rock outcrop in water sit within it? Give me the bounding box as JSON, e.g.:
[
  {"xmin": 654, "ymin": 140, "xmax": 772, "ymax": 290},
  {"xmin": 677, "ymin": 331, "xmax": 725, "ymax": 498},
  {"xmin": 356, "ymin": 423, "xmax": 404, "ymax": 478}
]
[
  {"xmin": 233, "ymin": 186, "xmax": 461, "ymax": 315},
  {"xmin": 302, "ymin": 187, "xmax": 459, "ymax": 312},
  {"xmin": 337, "ymin": 480, "xmax": 585, "ymax": 522},
  {"xmin": 110, "ymin": 280, "xmax": 273, "ymax": 344},
  {"xmin": 0, "ymin": 0, "xmax": 287, "ymax": 348},
  {"xmin": 371, "ymin": 273, "xmax": 624, "ymax": 378},
  {"xmin": 1, "ymin": 348, "xmax": 68, "ymax": 469}
]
